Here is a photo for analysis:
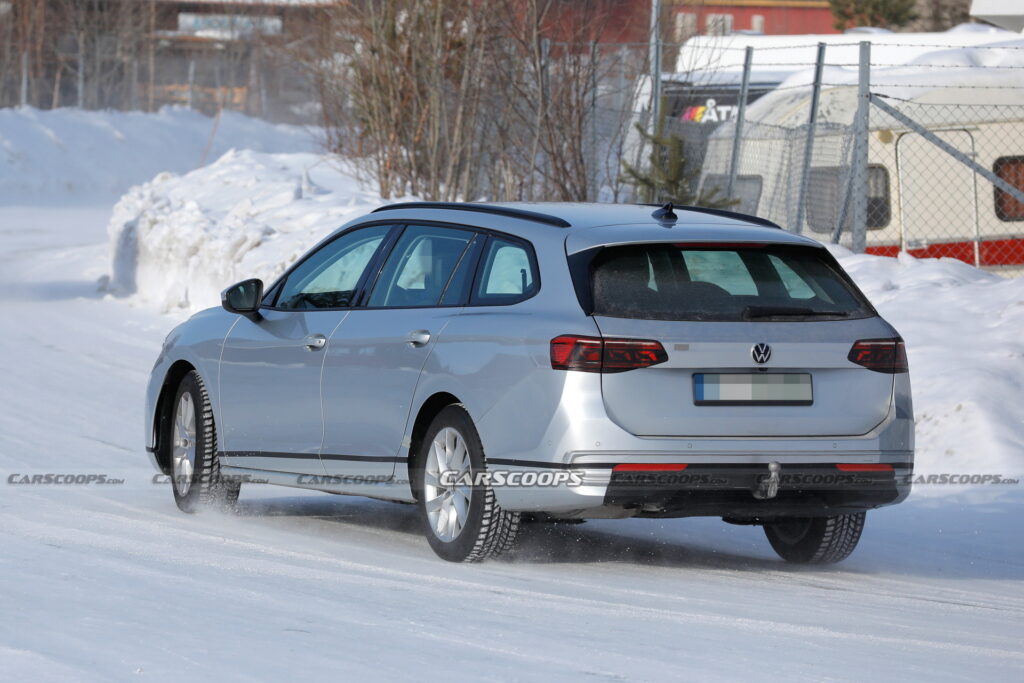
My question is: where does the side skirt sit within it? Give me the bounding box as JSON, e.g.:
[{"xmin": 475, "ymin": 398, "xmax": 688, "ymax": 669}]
[{"xmin": 220, "ymin": 465, "xmax": 416, "ymax": 503}]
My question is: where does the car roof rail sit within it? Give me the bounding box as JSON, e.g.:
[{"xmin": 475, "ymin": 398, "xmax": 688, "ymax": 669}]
[
  {"xmin": 372, "ymin": 202, "xmax": 572, "ymax": 228},
  {"xmin": 642, "ymin": 204, "xmax": 783, "ymax": 229}
]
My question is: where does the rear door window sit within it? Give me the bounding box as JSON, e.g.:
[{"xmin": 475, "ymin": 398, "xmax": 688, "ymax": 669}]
[
  {"xmin": 368, "ymin": 225, "xmax": 474, "ymax": 308},
  {"xmin": 590, "ymin": 244, "xmax": 871, "ymax": 321}
]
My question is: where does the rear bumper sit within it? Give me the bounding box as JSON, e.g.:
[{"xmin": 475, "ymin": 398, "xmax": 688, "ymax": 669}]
[
  {"xmin": 603, "ymin": 462, "xmax": 912, "ymax": 519},
  {"xmin": 490, "ymin": 454, "xmax": 913, "ymax": 517}
]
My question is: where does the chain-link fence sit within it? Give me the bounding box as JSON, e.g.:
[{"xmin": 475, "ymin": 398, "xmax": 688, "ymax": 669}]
[
  {"xmin": 863, "ymin": 97, "xmax": 1024, "ymax": 272},
  {"xmin": 610, "ymin": 39, "xmax": 1024, "ymax": 276}
]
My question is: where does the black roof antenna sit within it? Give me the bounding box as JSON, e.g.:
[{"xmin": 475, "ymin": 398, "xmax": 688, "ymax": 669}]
[{"xmin": 651, "ymin": 202, "xmax": 677, "ymax": 223}]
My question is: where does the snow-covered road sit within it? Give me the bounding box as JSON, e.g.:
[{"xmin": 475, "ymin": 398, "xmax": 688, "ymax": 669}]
[{"xmin": 1, "ymin": 206, "xmax": 1022, "ymax": 682}]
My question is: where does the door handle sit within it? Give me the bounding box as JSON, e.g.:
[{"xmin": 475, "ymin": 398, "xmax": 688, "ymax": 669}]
[
  {"xmin": 405, "ymin": 329, "xmax": 431, "ymax": 347},
  {"xmin": 303, "ymin": 334, "xmax": 327, "ymax": 351}
]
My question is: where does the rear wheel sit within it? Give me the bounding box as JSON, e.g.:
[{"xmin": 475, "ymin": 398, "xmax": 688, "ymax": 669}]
[
  {"xmin": 415, "ymin": 405, "xmax": 519, "ymax": 562},
  {"xmin": 169, "ymin": 371, "xmax": 240, "ymax": 513},
  {"xmin": 763, "ymin": 512, "xmax": 865, "ymax": 564}
]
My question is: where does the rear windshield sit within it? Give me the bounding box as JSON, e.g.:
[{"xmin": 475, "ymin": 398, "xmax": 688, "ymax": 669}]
[{"xmin": 589, "ymin": 243, "xmax": 873, "ymax": 322}]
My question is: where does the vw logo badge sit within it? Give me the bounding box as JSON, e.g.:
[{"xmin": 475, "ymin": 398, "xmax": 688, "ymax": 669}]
[{"xmin": 752, "ymin": 343, "xmax": 772, "ymax": 364}]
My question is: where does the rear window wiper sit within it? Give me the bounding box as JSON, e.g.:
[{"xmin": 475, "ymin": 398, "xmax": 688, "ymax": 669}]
[{"xmin": 743, "ymin": 306, "xmax": 851, "ymax": 319}]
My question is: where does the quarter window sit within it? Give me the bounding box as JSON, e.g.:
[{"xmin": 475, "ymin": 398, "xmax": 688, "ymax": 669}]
[
  {"xmin": 275, "ymin": 224, "xmax": 391, "ymax": 310},
  {"xmin": 368, "ymin": 225, "xmax": 474, "ymax": 308},
  {"xmin": 473, "ymin": 237, "xmax": 538, "ymax": 304}
]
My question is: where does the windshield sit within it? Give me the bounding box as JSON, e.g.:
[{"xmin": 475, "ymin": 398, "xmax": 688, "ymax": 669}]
[{"xmin": 589, "ymin": 243, "xmax": 874, "ymax": 322}]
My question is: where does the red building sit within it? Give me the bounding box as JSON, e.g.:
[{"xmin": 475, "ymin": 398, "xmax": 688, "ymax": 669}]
[
  {"xmin": 669, "ymin": 1, "xmax": 839, "ymax": 39},
  {"xmin": 529, "ymin": 0, "xmax": 839, "ymax": 46}
]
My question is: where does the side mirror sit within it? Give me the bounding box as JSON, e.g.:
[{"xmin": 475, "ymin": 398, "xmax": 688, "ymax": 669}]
[{"xmin": 221, "ymin": 278, "xmax": 264, "ymax": 322}]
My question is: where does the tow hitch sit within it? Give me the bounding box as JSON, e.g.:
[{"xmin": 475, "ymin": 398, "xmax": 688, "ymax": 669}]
[{"xmin": 753, "ymin": 461, "xmax": 782, "ymax": 500}]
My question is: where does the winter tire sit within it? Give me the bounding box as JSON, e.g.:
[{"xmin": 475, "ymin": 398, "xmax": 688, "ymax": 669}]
[
  {"xmin": 764, "ymin": 512, "xmax": 866, "ymax": 564},
  {"xmin": 415, "ymin": 405, "xmax": 519, "ymax": 562},
  {"xmin": 169, "ymin": 370, "xmax": 240, "ymax": 513}
]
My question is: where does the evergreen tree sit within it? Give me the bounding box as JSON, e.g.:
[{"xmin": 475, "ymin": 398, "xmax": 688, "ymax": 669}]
[
  {"xmin": 620, "ymin": 114, "xmax": 735, "ymax": 208},
  {"xmin": 829, "ymin": 0, "xmax": 917, "ymax": 31}
]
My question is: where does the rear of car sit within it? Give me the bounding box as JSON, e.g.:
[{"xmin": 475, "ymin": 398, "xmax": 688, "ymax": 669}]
[{"xmin": 525, "ymin": 224, "xmax": 914, "ymax": 538}]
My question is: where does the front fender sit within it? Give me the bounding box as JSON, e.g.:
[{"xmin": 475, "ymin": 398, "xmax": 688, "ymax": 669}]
[{"xmin": 143, "ymin": 308, "xmax": 238, "ymax": 462}]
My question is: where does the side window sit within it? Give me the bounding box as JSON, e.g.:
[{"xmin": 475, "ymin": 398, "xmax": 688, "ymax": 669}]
[
  {"xmin": 439, "ymin": 235, "xmax": 482, "ymax": 306},
  {"xmin": 368, "ymin": 225, "xmax": 474, "ymax": 308},
  {"xmin": 473, "ymin": 237, "xmax": 539, "ymax": 304},
  {"xmin": 807, "ymin": 165, "xmax": 891, "ymax": 233},
  {"xmin": 701, "ymin": 174, "xmax": 763, "ymax": 215},
  {"xmin": 682, "ymin": 250, "xmax": 757, "ymax": 295},
  {"xmin": 993, "ymin": 156, "xmax": 1024, "ymax": 221},
  {"xmin": 275, "ymin": 224, "xmax": 391, "ymax": 310}
]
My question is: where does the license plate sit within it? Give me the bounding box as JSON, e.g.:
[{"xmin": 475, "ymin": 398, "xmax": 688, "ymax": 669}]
[{"xmin": 693, "ymin": 373, "xmax": 812, "ymax": 406}]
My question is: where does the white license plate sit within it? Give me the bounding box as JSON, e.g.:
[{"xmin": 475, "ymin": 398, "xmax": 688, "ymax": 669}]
[{"xmin": 693, "ymin": 373, "xmax": 812, "ymax": 406}]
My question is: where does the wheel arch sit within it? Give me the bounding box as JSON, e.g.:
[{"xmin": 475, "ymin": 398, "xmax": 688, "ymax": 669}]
[
  {"xmin": 152, "ymin": 360, "xmax": 197, "ymax": 475},
  {"xmin": 406, "ymin": 391, "xmax": 462, "ymax": 501}
]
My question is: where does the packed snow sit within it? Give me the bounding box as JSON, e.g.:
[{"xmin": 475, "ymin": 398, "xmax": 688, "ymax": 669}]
[
  {"xmin": 1, "ymin": 108, "xmax": 1022, "ymax": 681},
  {"xmin": 0, "ymin": 106, "xmax": 317, "ymax": 203},
  {"xmin": 106, "ymin": 150, "xmax": 394, "ymax": 311}
]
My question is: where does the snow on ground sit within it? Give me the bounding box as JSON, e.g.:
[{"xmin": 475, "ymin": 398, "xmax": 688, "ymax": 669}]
[
  {"xmin": 1, "ymin": 111, "xmax": 1022, "ymax": 680},
  {"xmin": 0, "ymin": 106, "xmax": 318, "ymax": 204},
  {"xmin": 833, "ymin": 247, "xmax": 1024, "ymax": 486}
]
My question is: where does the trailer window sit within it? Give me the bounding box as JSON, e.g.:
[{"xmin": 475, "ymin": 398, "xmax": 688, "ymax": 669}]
[
  {"xmin": 701, "ymin": 174, "xmax": 763, "ymax": 215},
  {"xmin": 806, "ymin": 166, "xmax": 890, "ymax": 233},
  {"xmin": 994, "ymin": 156, "xmax": 1024, "ymax": 222}
]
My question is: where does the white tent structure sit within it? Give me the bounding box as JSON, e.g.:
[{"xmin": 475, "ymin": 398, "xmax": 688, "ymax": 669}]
[
  {"xmin": 971, "ymin": 0, "xmax": 1024, "ymax": 33},
  {"xmin": 699, "ymin": 39, "xmax": 1024, "ymax": 269}
]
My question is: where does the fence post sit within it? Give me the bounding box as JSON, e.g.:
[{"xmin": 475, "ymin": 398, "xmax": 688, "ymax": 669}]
[
  {"xmin": 850, "ymin": 41, "xmax": 871, "ymax": 253},
  {"xmin": 794, "ymin": 42, "xmax": 826, "ymax": 235},
  {"xmin": 726, "ymin": 46, "xmax": 753, "ymax": 201},
  {"xmin": 130, "ymin": 60, "xmax": 139, "ymax": 111},
  {"xmin": 588, "ymin": 40, "xmax": 599, "ymax": 201},
  {"xmin": 187, "ymin": 59, "xmax": 196, "ymax": 110},
  {"xmin": 649, "ymin": 0, "xmax": 662, "ymax": 129},
  {"xmin": 77, "ymin": 32, "xmax": 85, "ymax": 108},
  {"xmin": 19, "ymin": 50, "xmax": 28, "ymax": 106}
]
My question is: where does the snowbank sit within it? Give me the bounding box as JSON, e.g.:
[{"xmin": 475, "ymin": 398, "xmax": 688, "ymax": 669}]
[
  {"xmin": 829, "ymin": 246, "xmax": 1024, "ymax": 489},
  {"xmin": 0, "ymin": 106, "xmax": 317, "ymax": 203},
  {"xmin": 106, "ymin": 157, "xmax": 1024, "ymax": 485},
  {"xmin": 107, "ymin": 149, "xmax": 399, "ymax": 310}
]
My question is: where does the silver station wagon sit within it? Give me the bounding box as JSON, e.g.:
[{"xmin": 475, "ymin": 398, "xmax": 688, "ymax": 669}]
[{"xmin": 144, "ymin": 202, "xmax": 914, "ymax": 563}]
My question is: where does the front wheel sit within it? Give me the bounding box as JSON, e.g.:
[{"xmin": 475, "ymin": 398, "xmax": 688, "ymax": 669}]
[
  {"xmin": 763, "ymin": 512, "xmax": 866, "ymax": 564},
  {"xmin": 415, "ymin": 405, "xmax": 519, "ymax": 562},
  {"xmin": 169, "ymin": 370, "xmax": 240, "ymax": 513}
]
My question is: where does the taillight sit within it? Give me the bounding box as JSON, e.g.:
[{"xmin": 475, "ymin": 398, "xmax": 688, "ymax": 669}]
[
  {"xmin": 836, "ymin": 463, "xmax": 893, "ymax": 472},
  {"xmin": 550, "ymin": 335, "xmax": 667, "ymax": 373},
  {"xmin": 613, "ymin": 463, "xmax": 688, "ymax": 472},
  {"xmin": 848, "ymin": 338, "xmax": 909, "ymax": 373}
]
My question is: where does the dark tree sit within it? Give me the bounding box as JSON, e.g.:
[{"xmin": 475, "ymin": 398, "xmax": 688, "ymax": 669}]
[
  {"xmin": 620, "ymin": 114, "xmax": 734, "ymax": 208},
  {"xmin": 829, "ymin": 0, "xmax": 918, "ymax": 30}
]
